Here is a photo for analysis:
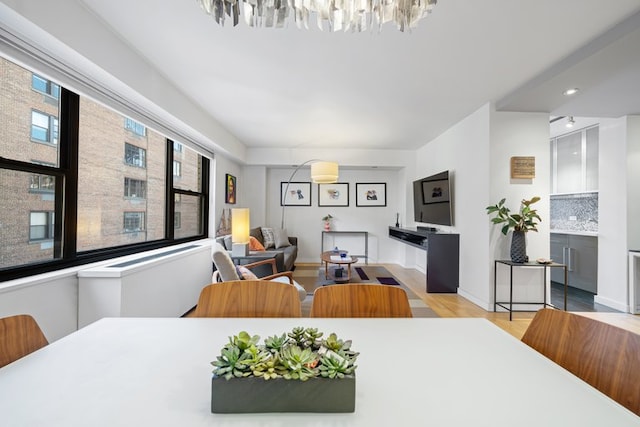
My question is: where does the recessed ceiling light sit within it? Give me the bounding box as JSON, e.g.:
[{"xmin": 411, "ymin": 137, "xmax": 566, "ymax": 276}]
[{"xmin": 563, "ymin": 88, "xmax": 579, "ymax": 96}]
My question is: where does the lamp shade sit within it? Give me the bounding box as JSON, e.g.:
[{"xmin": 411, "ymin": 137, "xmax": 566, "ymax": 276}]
[
  {"xmin": 231, "ymin": 208, "xmax": 250, "ymax": 243},
  {"xmin": 311, "ymin": 161, "xmax": 339, "ymax": 184}
]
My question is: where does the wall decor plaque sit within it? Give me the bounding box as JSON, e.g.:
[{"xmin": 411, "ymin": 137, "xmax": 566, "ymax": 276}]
[{"xmin": 510, "ymin": 156, "xmax": 535, "ymax": 179}]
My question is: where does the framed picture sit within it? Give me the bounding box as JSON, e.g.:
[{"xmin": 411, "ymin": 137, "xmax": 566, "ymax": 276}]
[
  {"xmin": 356, "ymin": 183, "xmax": 386, "ymax": 207},
  {"xmin": 318, "ymin": 183, "xmax": 349, "ymax": 207},
  {"xmin": 421, "ymin": 179, "xmax": 450, "ymax": 204},
  {"xmin": 225, "ymin": 174, "xmax": 236, "ymax": 204},
  {"xmin": 280, "ymin": 182, "xmax": 312, "ymax": 206}
]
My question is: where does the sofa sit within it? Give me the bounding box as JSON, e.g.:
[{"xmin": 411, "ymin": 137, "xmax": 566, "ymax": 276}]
[{"xmin": 214, "ymin": 226, "xmax": 298, "ymax": 276}]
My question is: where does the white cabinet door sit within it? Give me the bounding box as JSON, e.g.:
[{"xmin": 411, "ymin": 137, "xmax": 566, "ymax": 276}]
[
  {"xmin": 551, "ymin": 125, "xmax": 599, "ymax": 194},
  {"xmin": 555, "ymin": 132, "xmax": 583, "ymax": 193}
]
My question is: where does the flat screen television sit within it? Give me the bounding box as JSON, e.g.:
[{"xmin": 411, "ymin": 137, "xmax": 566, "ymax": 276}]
[{"xmin": 413, "ymin": 170, "xmax": 453, "ymax": 226}]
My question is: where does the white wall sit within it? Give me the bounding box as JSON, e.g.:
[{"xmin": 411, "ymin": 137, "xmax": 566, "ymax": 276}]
[
  {"xmin": 264, "ymin": 167, "xmax": 404, "ymax": 264},
  {"xmin": 414, "ymin": 104, "xmax": 550, "ymax": 310},
  {"xmin": 211, "ymin": 155, "xmax": 244, "ymax": 236},
  {"xmin": 627, "ymin": 116, "xmax": 640, "ymax": 251},
  {"xmin": 414, "ymin": 104, "xmax": 492, "ymax": 307},
  {"xmin": 596, "ymin": 118, "xmax": 629, "ymax": 310}
]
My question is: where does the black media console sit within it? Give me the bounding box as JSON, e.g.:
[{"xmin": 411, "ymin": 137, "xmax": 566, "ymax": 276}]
[{"xmin": 388, "ymin": 226, "xmax": 459, "ymax": 293}]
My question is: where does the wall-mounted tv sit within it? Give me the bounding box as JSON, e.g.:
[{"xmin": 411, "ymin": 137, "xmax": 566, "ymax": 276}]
[{"xmin": 413, "ymin": 170, "xmax": 453, "ymax": 226}]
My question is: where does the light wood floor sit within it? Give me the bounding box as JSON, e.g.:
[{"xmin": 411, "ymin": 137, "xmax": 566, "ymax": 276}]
[{"xmin": 296, "ymin": 263, "xmax": 640, "ymax": 339}]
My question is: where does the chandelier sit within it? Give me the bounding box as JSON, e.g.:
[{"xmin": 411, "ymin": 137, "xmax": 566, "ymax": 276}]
[{"xmin": 197, "ymin": 0, "xmax": 437, "ymax": 32}]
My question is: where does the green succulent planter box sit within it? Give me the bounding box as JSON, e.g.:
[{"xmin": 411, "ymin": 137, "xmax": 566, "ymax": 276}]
[{"xmin": 211, "ymin": 375, "xmax": 356, "ymax": 413}]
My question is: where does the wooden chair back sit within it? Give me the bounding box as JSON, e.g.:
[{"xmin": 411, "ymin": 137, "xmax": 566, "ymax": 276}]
[
  {"xmin": 521, "ymin": 308, "xmax": 640, "ymax": 415},
  {"xmin": 194, "ymin": 280, "xmax": 302, "ymax": 317},
  {"xmin": 0, "ymin": 314, "xmax": 49, "ymax": 368},
  {"xmin": 310, "ymin": 284, "xmax": 413, "ymax": 318}
]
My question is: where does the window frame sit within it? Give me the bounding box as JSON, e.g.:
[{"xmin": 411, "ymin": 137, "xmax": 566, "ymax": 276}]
[
  {"xmin": 124, "ymin": 142, "xmax": 146, "ymax": 168},
  {"xmin": 31, "ymin": 74, "xmax": 60, "ymax": 99},
  {"xmin": 30, "ymin": 109, "xmax": 58, "ymax": 145},
  {"xmin": 1, "ymin": 64, "xmax": 210, "ymax": 282},
  {"xmin": 29, "ymin": 210, "xmax": 55, "ymax": 242}
]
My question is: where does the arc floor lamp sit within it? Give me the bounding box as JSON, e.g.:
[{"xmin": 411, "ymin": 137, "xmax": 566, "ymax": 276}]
[{"xmin": 281, "ymin": 160, "xmax": 339, "ymax": 229}]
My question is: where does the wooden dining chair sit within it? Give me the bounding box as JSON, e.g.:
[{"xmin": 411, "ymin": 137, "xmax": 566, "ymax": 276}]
[
  {"xmin": 521, "ymin": 308, "xmax": 640, "ymax": 415},
  {"xmin": 194, "ymin": 280, "xmax": 302, "ymax": 317},
  {"xmin": 0, "ymin": 314, "xmax": 49, "ymax": 368},
  {"xmin": 310, "ymin": 283, "xmax": 413, "ymax": 318}
]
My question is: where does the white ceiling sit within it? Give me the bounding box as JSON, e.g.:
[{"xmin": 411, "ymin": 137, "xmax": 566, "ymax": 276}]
[{"xmin": 79, "ymin": 0, "xmax": 640, "ymax": 151}]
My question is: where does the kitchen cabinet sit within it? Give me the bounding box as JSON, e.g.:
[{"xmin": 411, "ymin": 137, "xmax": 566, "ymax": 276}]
[
  {"xmin": 550, "ymin": 233, "xmax": 598, "ymax": 293},
  {"xmin": 551, "ymin": 126, "xmax": 598, "ymax": 194}
]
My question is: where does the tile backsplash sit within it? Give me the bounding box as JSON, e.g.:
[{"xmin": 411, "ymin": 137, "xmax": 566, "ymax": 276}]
[{"xmin": 550, "ymin": 192, "xmax": 598, "ymax": 232}]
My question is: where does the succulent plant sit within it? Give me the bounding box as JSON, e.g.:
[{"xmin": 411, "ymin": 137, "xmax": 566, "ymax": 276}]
[
  {"xmin": 211, "ymin": 346, "xmax": 252, "ymax": 380},
  {"xmin": 212, "ymin": 327, "xmax": 358, "ymax": 381},
  {"xmin": 279, "ymin": 345, "xmax": 318, "ymax": 381},
  {"xmin": 319, "ymin": 353, "xmax": 356, "ymax": 379},
  {"xmin": 264, "ymin": 333, "xmax": 288, "ymax": 354}
]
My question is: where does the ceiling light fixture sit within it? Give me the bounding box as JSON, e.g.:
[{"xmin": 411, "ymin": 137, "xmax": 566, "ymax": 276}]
[
  {"xmin": 566, "ymin": 116, "xmax": 575, "ymax": 128},
  {"xmin": 563, "ymin": 88, "xmax": 579, "ymax": 96},
  {"xmin": 197, "ymin": 0, "xmax": 437, "ymax": 32}
]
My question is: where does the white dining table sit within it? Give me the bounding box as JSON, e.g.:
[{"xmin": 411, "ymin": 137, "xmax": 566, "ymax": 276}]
[{"xmin": 0, "ymin": 317, "xmax": 637, "ymax": 426}]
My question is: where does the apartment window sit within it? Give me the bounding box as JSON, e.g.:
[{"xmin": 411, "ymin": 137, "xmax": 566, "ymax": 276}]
[
  {"xmin": 0, "ymin": 55, "xmax": 209, "ymax": 280},
  {"xmin": 174, "ymin": 142, "xmax": 183, "ymax": 153},
  {"xmin": 173, "ymin": 160, "xmax": 181, "ymax": 177},
  {"xmin": 31, "ymin": 110, "xmax": 58, "ymax": 144},
  {"xmin": 124, "ymin": 117, "xmax": 146, "ymax": 137},
  {"xmin": 31, "ymin": 74, "xmax": 60, "ymax": 99},
  {"xmin": 29, "ymin": 211, "xmax": 55, "ymax": 241},
  {"xmin": 123, "ymin": 212, "xmax": 145, "ymax": 233},
  {"xmin": 124, "ymin": 178, "xmax": 147, "ymax": 199},
  {"xmin": 124, "ymin": 143, "xmax": 146, "ymax": 168},
  {"xmin": 29, "ymin": 174, "xmax": 55, "ymax": 192}
]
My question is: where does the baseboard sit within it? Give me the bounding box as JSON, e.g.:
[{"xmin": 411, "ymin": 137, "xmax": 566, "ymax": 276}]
[
  {"xmin": 457, "ymin": 288, "xmax": 492, "ymax": 312},
  {"xmin": 594, "ymin": 295, "xmax": 629, "ymax": 313}
]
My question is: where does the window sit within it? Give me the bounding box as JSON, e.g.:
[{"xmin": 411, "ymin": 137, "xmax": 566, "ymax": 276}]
[
  {"xmin": 124, "ymin": 117, "xmax": 146, "ymax": 137},
  {"xmin": 31, "ymin": 110, "xmax": 58, "ymax": 144},
  {"xmin": 29, "ymin": 174, "xmax": 55, "ymax": 191},
  {"xmin": 29, "ymin": 211, "xmax": 55, "ymax": 241},
  {"xmin": 174, "ymin": 142, "xmax": 183, "ymax": 152},
  {"xmin": 124, "ymin": 143, "xmax": 146, "ymax": 168},
  {"xmin": 124, "ymin": 178, "xmax": 147, "ymax": 199},
  {"xmin": 31, "ymin": 74, "xmax": 60, "ymax": 99},
  {"xmin": 173, "ymin": 160, "xmax": 181, "ymax": 177},
  {"xmin": 123, "ymin": 212, "xmax": 145, "ymax": 233},
  {"xmin": 1, "ymin": 55, "xmax": 209, "ymax": 280}
]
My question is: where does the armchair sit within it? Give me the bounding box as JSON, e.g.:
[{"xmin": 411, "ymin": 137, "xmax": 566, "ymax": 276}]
[{"xmin": 212, "ymin": 243, "xmax": 307, "ymax": 301}]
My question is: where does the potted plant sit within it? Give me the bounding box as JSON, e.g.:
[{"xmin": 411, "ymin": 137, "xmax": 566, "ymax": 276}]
[
  {"xmin": 322, "ymin": 214, "xmax": 334, "ymax": 231},
  {"xmin": 210, "ymin": 327, "xmax": 358, "ymax": 413},
  {"xmin": 486, "ymin": 196, "xmax": 541, "ymax": 263}
]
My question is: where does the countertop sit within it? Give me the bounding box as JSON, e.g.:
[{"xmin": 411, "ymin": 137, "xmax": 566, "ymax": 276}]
[{"xmin": 550, "ymin": 230, "xmax": 598, "ymax": 237}]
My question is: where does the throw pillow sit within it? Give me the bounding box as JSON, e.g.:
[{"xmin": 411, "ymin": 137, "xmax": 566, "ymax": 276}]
[
  {"xmin": 236, "ymin": 265, "xmax": 258, "ymax": 280},
  {"xmin": 261, "ymin": 227, "xmax": 275, "ymax": 249},
  {"xmin": 249, "ymin": 236, "xmax": 266, "ymax": 251},
  {"xmin": 250, "ymin": 227, "xmax": 264, "ymax": 246},
  {"xmin": 273, "ymin": 228, "xmax": 291, "ymax": 249}
]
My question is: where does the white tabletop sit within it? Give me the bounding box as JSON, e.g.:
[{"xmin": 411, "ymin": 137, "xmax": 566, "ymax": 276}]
[{"xmin": 0, "ymin": 318, "xmax": 637, "ymax": 426}]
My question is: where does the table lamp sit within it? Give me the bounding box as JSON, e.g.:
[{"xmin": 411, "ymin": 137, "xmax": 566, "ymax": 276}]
[{"xmin": 232, "ymin": 208, "xmax": 250, "ymax": 257}]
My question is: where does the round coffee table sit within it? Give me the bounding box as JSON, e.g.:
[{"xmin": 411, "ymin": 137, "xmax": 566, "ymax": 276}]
[{"xmin": 321, "ymin": 251, "xmax": 359, "ymax": 283}]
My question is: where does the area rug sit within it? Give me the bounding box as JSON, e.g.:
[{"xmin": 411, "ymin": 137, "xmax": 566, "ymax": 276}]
[{"xmin": 293, "ymin": 265, "xmax": 438, "ymax": 318}]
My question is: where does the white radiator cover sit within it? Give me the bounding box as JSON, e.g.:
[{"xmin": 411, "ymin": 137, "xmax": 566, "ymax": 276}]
[{"xmin": 78, "ymin": 244, "xmax": 212, "ymax": 327}]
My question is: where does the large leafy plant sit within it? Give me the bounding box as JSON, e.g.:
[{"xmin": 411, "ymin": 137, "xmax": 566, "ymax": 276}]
[
  {"xmin": 486, "ymin": 196, "xmax": 541, "ymax": 235},
  {"xmin": 212, "ymin": 327, "xmax": 358, "ymax": 381}
]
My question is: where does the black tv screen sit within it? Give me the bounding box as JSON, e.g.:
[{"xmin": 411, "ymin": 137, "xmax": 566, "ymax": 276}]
[{"xmin": 413, "ymin": 170, "xmax": 453, "ymax": 226}]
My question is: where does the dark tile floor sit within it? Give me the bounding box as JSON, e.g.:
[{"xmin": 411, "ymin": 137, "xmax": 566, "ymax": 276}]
[{"xmin": 550, "ymin": 282, "xmax": 621, "ymax": 313}]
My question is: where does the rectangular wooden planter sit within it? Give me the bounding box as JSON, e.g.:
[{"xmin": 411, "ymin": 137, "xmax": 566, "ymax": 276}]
[{"xmin": 211, "ymin": 375, "xmax": 356, "ymax": 413}]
